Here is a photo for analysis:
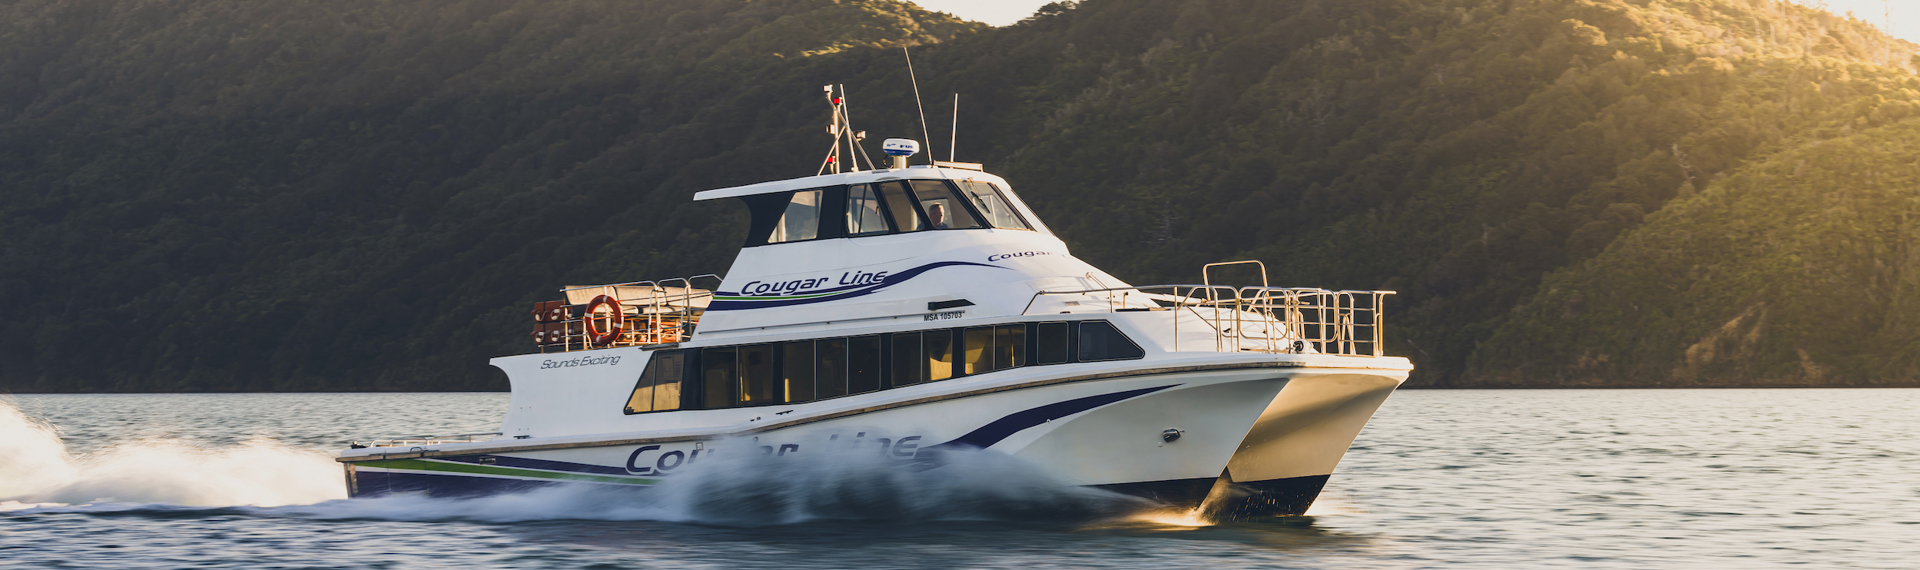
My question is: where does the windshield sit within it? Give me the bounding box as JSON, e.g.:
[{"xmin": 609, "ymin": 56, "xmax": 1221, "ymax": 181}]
[
  {"xmin": 955, "ymin": 179, "xmax": 1032, "ymax": 230},
  {"xmin": 908, "ymin": 180, "xmax": 982, "ymax": 230}
]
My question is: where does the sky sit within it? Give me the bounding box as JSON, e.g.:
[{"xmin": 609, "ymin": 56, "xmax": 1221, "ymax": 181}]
[
  {"xmin": 913, "ymin": 0, "xmax": 1920, "ymax": 43},
  {"xmin": 1805, "ymin": 0, "xmax": 1919, "ymax": 41},
  {"xmin": 910, "ymin": 0, "xmax": 1050, "ymax": 26}
]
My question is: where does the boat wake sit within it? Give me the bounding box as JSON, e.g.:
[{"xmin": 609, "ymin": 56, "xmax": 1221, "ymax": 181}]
[
  {"xmin": 1, "ymin": 401, "xmax": 1148, "ymax": 525},
  {"xmin": 0, "ymin": 399, "xmax": 346, "ymax": 510}
]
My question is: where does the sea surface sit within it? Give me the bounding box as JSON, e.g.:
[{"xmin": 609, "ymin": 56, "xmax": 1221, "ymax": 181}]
[{"xmin": 2, "ymin": 389, "xmax": 1915, "ymax": 568}]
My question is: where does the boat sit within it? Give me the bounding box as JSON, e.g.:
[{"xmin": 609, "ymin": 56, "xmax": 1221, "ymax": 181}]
[{"xmin": 336, "ymin": 86, "xmax": 1412, "ymax": 519}]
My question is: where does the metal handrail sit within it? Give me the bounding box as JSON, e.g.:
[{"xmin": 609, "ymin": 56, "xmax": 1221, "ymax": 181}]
[
  {"xmin": 1022, "ymin": 284, "xmax": 1394, "ymax": 357},
  {"xmin": 544, "ymin": 274, "xmax": 722, "ymax": 352}
]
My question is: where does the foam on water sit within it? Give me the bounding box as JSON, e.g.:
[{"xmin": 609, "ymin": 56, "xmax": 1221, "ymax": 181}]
[
  {"xmin": 0, "ymin": 399, "xmax": 346, "ymax": 509},
  {"xmin": 260, "ymin": 440, "xmax": 1151, "ymax": 525},
  {"xmin": 1, "ymin": 400, "xmax": 1150, "ymax": 525}
]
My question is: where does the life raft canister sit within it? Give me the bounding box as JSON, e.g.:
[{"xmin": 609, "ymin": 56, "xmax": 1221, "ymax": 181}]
[{"xmin": 584, "ymin": 294, "xmax": 625, "ymax": 346}]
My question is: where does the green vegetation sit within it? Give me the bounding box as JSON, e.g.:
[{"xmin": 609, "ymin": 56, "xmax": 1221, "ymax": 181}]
[
  {"xmin": 1472, "ymin": 117, "xmax": 1920, "ymax": 386},
  {"xmin": 1, "ymin": 0, "xmax": 1915, "ymax": 391}
]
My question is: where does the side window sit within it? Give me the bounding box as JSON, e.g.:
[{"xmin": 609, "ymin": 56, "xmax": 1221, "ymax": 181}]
[
  {"xmin": 961, "ymin": 325, "xmax": 1026, "ymax": 375},
  {"xmin": 849, "ymin": 336, "xmax": 881, "ymax": 394},
  {"xmin": 783, "ymin": 341, "xmax": 815, "ymax": 403},
  {"xmin": 926, "ymin": 329, "xmax": 955, "ymax": 381},
  {"xmin": 877, "ymin": 182, "xmax": 925, "ymax": 232},
  {"xmin": 1077, "ymin": 321, "xmax": 1144, "ymax": 362},
  {"xmin": 768, "ymin": 190, "xmax": 824, "ymax": 243},
  {"xmin": 847, "ymin": 184, "xmax": 890, "ymax": 236},
  {"xmin": 652, "ymin": 352, "xmax": 683, "ymax": 412},
  {"xmin": 891, "ymin": 330, "xmax": 955, "ymax": 387},
  {"xmin": 737, "ymin": 344, "xmax": 775, "ymax": 406},
  {"xmin": 993, "ymin": 324, "xmax": 1026, "ymax": 369},
  {"xmin": 624, "ymin": 357, "xmax": 658, "ymax": 414},
  {"xmin": 963, "ymin": 327, "xmax": 993, "ymax": 375},
  {"xmin": 958, "ymin": 180, "xmax": 1031, "ymax": 230},
  {"xmin": 624, "ymin": 350, "xmax": 685, "ymax": 414},
  {"xmin": 817, "ymin": 338, "xmax": 849, "ymax": 398},
  {"xmin": 1036, "ymin": 322, "xmax": 1069, "ymax": 365},
  {"xmin": 909, "ymin": 180, "xmax": 982, "ymax": 230},
  {"xmin": 702, "ymin": 347, "xmax": 736, "ymax": 409},
  {"xmin": 892, "ymin": 332, "xmax": 924, "ymax": 386}
]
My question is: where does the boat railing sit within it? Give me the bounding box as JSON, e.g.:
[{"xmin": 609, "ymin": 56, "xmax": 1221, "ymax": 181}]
[
  {"xmin": 1020, "ymin": 279, "xmax": 1393, "ymax": 356},
  {"xmin": 348, "ymin": 432, "xmax": 502, "ymax": 449},
  {"xmin": 532, "ymin": 274, "xmax": 721, "ymax": 352}
]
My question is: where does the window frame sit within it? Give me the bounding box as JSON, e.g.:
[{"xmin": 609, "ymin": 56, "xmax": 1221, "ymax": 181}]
[
  {"xmin": 765, "ymin": 188, "xmax": 828, "ymax": 244},
  {"xmin": 955, "ymin": 179, "xmax": 1035, "ymax": 231},
  {"xmin": 624, "ymin": 320, "xmax": 1143, "ymax": 415},
  {"xmin": 1075, "ymin": 320, "xmax": 1146, "ymax": 362},
  {"xmin": 622, "ymin": 349, "xmax": 691, "ymax": 415},
  {"xmin": 905, "ymin": 179, "xmax": 984, "ymax": 231},
  {"xmin": 742, "ymin": 179, "xmax": 1007, "ymax": 247},
  {"xmin": 744, "ymin": 186, "xmax": 849, "ymax": 247}
]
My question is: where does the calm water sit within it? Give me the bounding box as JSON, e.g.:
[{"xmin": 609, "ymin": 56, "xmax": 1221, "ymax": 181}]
[{"xmin": 2, "ymin": 390, "xmax": 1915, "ymax": 568}]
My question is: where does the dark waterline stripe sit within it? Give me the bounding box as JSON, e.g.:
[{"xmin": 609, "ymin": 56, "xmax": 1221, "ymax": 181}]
[{"xmin": 361, "ymin": 459, "xmax": 658, "ymax": 486}]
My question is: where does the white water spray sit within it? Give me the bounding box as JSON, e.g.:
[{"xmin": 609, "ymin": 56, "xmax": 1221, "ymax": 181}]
[
  {"xmin": 640, "ymin": 435, "xmax": 1153, "ymax": 525},
  {"xmin": 0, "ymin": 399, "xmax": 345, "ymax": 509},
  {"xmin": 269, "ymin": 436, "xmax": 1154, "ymax": 525},
  {"xmin": 2, "ymin": 401, "xmax": 1151, "ymax": 525}
]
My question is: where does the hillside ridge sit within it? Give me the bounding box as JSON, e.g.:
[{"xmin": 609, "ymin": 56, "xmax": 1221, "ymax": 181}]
[{"xmin": 2, "ymin": 0, "xmax": 1915, "ymax": 391}]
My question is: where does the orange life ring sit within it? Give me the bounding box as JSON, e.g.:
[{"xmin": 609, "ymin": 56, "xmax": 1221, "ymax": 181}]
[{"xmin": 584, "ymin": 295, "xmax": 625, "ymax": 346}]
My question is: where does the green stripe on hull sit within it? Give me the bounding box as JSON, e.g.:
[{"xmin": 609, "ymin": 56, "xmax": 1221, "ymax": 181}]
[{"xmin": 359, "ymin": 459, "xmax": 660, "ymax": 486}]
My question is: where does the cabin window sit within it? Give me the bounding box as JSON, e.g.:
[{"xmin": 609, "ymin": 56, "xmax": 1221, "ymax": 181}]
[
  {"xmin": 626, "ymin": 363, "xmax": 656, "ymax": 414},
  {"xmin": 962, "ymin": 324, "xmax": 1027, "ymax": 375},
  {"xmin": 877, "ymin": 182, "xmax": 926, "ymax": 232},
  {"xmin": 892, "ymin": 333, "xmax": 924, "ymax": 386},
  {"xmin": 994, "ymin": 325, "xmax": 1026, "ymax": 369},
  {"xmin": 962, "ymin": 327, "xmax": 994, "ymax": 375},
  {"xmin": 625, "ymin": 321, "xmax": 1149, "ymax": 415},
  {"xmin": 783, "ymin": 341, "xmax": 815, "ymax": 403},
  {"xmin": 737, "ymin": 344, "xmax": 776, "ymax": 406},
  {"xmin": 909, "ymin": 180, "xmax": 983, "ymax": 230},
  {"xmin": 847, "ymin": 184, "xmax": 891, "ymax": 236},
  {"xmin": 768, "ymin": 190, "xmax": 824, "ymax": 243},
  {"xmin": 701, "ymin": 347, "xmax": 737, "ymax": 409},
  {"xmin": 849, "ymin": 335, "xmax": 882, "ymax": 394},
  {"xmin": 1078, "ymin": 321, "xmax": 1145, "ymax": 362},
  {"xmin": 1036, "ymin": 322, "xmax": 1070, "ymax": 365},
  {"xmin": 623, "ymin": 350, "xmax": 686, "ymax": 414},
  {"xmin": 927, "ymin": 329, "xmax": 955, "ymax": 381},
  {"xmin": 817, "ymin": 338, "xmax": 849, "ymax": 398},
  {"xmin": 957, "ymin": 180, "xmax": 1031, "ymax": 230}
]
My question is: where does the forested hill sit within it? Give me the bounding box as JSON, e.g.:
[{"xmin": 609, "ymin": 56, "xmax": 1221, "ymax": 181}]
[{"xmin": 3, "ymin": 0, "xmax": 1916, "ymax": 392}]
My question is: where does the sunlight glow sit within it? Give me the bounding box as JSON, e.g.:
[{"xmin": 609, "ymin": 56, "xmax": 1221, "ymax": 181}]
[{"xmin": 1128, "ymin": 508, "xmax": 1214, "ymax": 527}]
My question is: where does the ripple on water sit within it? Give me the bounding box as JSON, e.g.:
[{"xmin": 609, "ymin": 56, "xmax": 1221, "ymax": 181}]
[{"xmin": 2, "ymin": 389, "xmax": 1918, "ymax": 568}]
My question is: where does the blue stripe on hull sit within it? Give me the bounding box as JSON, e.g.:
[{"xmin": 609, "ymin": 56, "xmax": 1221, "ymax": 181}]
[{"xmin": 348, "ymin": 384, "xmax": 1189, "ymax": 498}]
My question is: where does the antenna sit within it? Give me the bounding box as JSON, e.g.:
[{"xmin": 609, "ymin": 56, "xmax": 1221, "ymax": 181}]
[
  {"xmin": 819, "ymin": 85, "xmax": 840, "ymax": 175},
  {"xmin": 817, "ymin": 84, "xmax": 873, "ymax": 175},
  {"xmin": 836, "ymin": 85, "xmax": 873, "ymax": 171},
  {"xmin": 903, "ymin": 47, "xmax": 934, "ymax": 165},
  {"xmin": 950, "ymin": 93, "xmax": 959, "ymax": 163}
]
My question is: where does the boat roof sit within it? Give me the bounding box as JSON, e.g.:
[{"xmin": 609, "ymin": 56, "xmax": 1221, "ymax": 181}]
[{"xmin": 692, "ymin": 166, "xmax": 1005, "ymax": 201}]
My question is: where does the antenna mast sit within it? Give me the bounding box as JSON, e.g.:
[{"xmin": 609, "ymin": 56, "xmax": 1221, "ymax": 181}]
[
  {"xmin": 817, "ymin": 85, "xmax": 870, "ymax": 175},
  {"xmin": 903, "ymin": 47, "xmax": 934, "ymax": 165},
  {"xmin": 950, "ymin": 93, "xmax": 959, "ymax": 162}
]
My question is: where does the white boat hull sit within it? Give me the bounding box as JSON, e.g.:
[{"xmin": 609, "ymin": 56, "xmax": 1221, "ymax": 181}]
[{"xmin": 343, "ymin": 359, "xmax": 1405, "ymax": 518}]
